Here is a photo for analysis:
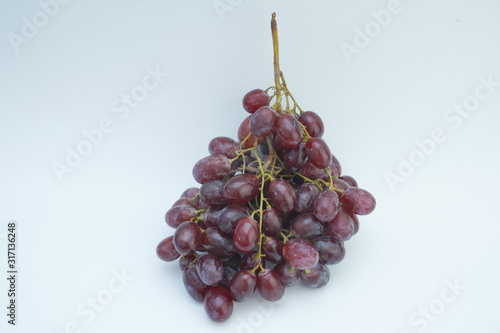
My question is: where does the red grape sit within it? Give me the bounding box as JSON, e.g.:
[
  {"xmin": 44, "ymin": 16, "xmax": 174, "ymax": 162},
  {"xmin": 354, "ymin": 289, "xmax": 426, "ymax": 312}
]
[
  {"xmin": 295, "ymin": 182, "xmax": 321, "ymax": 213},
  {"xmin": 229, "ymin": 270, "xmax": 257, "ymax": 302},
  {"xmin": 173, "ymin": 221, "xmax": 202, "ymax": 255},
  {"xmin": 217, "ymin": 204, "xmax": 250, "ymax": 234},
  {"xmin": 324, "ymin": 208, "xmax": 355, "ymax": 241},
  {"xmin": 262, "ymin": 208, "xmax": 283, "ymax": 237},
  {"xmin": 313, "ymin": 189, "xmax": 340, "ymax": 223},
  {"xmin": 298, "ymin": 111, "xmax": 324, "ymax": 137},
  {"xmin": 223, "ymin": 173, "xmax": 260, "ymax": 204},
  {"xmin": 305, "ymin": 137, "xmax": 331, "ymax": 169},
  {"xmin": 196, "ymin": 254, "xmax": 224, "ymax": 286},
  {"xmin": 204, "ymin": 286, "xmax": 233, "ymax": 322},
  {"xmin": 192, "ymin": 154, "xmax": 231, "ymax": 184},
  {"xmin": 274, "ymin": 114, "xmax": 303, "ymax": 148},
  {"xmin": 233, "ymin": 217, "xmax": 260, "ymax": 253},
  {"xmin": 268, "ymin": 178, "xmax": 296, "ymax": 213},
  {"xmin": 250, "ymin": 106, "xmax": 279, "ymax": 137},
  {"xmin": 156, "ymin": 236, "xmax": 181, "ymax": 262},
  {"xmin": 282, "ymin": 238, "xmax": 319, "ymax": 270},
  {"xmin": 273, "ymin": 261, "xmax": 300, "ymax": 287},
  {"xmin": 165, "ymin": 204, "xmax": 196, "ymax": 229},
  {"xmin": 202, "ymin": 227, "xmax": 236, "ymax": 259},
  {"xmin": 200, "ymin": 180, "xmax": 227, "ymax": 208},
  {"xmin": 262, "ymin": 236, "xmax": 283, "ymax": 263},
  {"xmin": 238, "ymin": 116, "xmax": 264, "ymax": 149},
  {"xmin": 282, "ymin": 143, "xmax": 308, "ymax": 173},
  {"xmin": 340, "ymin": 187, "xmax": 376, "ymax": 215},
  {"xmin": 208, "ymin": 136, "xmax": 239, "ymax": 158},
  {"xmin": 290, "ymin": 213, "xmax": 323, "ymax": 239},
  {"xmin": 242, "ymin": 89, "xmax": 270, "ymax": 114},
  {"xmin": 300, "ymin": 263, "xmax": 330, "ymax": 288},
  {"xmin": 183, "ymin": 265, "xmax": 210, "ymax": 302},
  {"xmin": 257, "ymin": 269, "xmax": 285, "ymax": 301},
  {"xmin": 311, "ymin": 235, "xmax": 345, "ymax": 265}
]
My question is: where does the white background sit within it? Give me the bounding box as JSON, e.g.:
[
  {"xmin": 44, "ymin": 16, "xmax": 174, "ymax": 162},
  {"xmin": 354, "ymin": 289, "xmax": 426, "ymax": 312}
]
[{"xmin": 1, "ymin": 0, "xmax": 499, "ymax": 332}]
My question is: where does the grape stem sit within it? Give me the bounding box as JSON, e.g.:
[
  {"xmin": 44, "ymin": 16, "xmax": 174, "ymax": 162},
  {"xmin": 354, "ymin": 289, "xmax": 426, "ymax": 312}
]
[{"xmin": 271, "ymin": 12, "xmax": 282, "ymax": 113}]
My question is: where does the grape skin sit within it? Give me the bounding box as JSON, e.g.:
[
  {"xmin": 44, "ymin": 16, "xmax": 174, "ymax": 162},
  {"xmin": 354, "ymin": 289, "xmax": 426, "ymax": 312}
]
[
  {"xmin": 282, "ymin": 238, "xmax": 319, "ymax": 270},
  {"xmin": 204, "ymin": 286, "xmax": 233, "ymax": 322}
]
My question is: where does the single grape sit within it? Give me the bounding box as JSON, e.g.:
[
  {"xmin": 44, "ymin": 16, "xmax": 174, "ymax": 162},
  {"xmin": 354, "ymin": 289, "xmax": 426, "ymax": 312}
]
[
  {"xmin": 156, "ymin": 236, "xmax": 181, "ymax": 262},
  {"xmin": 217, "ymin": 204, "xmax": 250, "ymax": 234},
  {"xmin": 223, "ymin": 173, "xmax": 260, "ymax": 204},
  {"xmin": 238, "ymin": 116, "xmax": 264, "ymax": 149},
  {"xmin": 262, "ymin": 208, "xmax": 283, "ymax": 237},
  {"xmin": 274, "ymin": 114, "xmax": 303, "ymax": 148},
  {"xmin": 240, "ymin": 251, "xmax": 265, "ymax": 273},
  {"xmin": 282, "ymin": 143, "xmax": 308, "ymax": 173},
  {"xmin": 243, "ymin": 89, "xmax": 270, "ymax": 114},
  {"xmin": 229, "ymin": 269, "xmax": 257, "ymax": 302},
  {"xmin": 300, "ymin": 263, "xmax": 330, "ymax": 288},
  {"xmin": 268, "ymin": 178, "xmax": 296, "ymax": 213},
  {"xmin": 233, "ymin": 217, "xmax": 260, "ymax": 253},
  {"xmin": 298, "ymin": 111, "xmax": 324, "ymax": 137},
  {"xmin": 196, "ymin": 254, "xmax": 224, "ymax": 286},
  {"xmin": 201, "ymin": 227, "xmax": 236, "ymax": 259},
  {"xmin": 173, "ymin": 221, "xmax": 202, "ymax": 255},
  {"xmin": 200, "ymin": 180, "xmax": 227, "ymax": 208},
  {"xmin": 193, "ymin": 154, "xmax": 231, "ymax": 184},
  {"xmin": 290, "ymin": 213, "xmax": 323, "ymax": 239},
  {"xmin": 183, "ymin": 265, "xmax": 210, "ymax": 302},
  {"xmin": 324, "ymin": 208, "xmax": 355, "ymax": 241},
  {"xmin": 313, "ymin": 189, "xmax": 340, "ymax": 223},
  {"xmin": 208, "ymin": 136, "xmax": 239, "ymax": 158},
  {"xmin": 249, "ymin": 106, "xmax": 279, "ymax": 137},
  {"xmin": 282, "ymin": 238, "xmax": 319, "ymax": 270},
  {"xmin": 273, "ymin": 261, "xmax": 300, "ymax": 287},
  {"xmin": 305, "ymin": 137, "xmax": 332, "ymax": 169},
  {"xmin": 339, "ymin": 175, "xmax": 358, "ymax": 187},
  {"xmin": 295, "ymin": 182, "xmax": 321, "ymax": 213},
  {"xmin": 257, "ymin": 269, "xmax": 285, "ymax": 302},
  {"xmin": 340, "ymin": 187, "xmax": 376, "ymax": 215},
  {"xmin": 311, "ymin": 235, "xmax": 345, "ymax": 265},
  {"xmin": 262, "ymin": 236, "xmax": 283, "ymax": 263},
  {"xmin": 165, "ymin": 204, "xmax": 196, "ymax": 229},
  {"xmin": 204, "ymin": 286, "xmax": 233, "ymax": 322}
]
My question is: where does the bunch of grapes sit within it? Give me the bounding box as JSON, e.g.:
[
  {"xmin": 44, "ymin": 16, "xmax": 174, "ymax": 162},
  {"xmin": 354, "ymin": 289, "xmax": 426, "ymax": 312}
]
[{"xmin": 156, "ymin": 13, "xmax": 375, "ymax": 322}]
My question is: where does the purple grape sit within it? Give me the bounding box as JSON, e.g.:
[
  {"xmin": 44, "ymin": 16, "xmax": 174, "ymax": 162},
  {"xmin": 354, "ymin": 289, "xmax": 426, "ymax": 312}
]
[
  {"xmin": 300, "ymin": 263, "xmax": 330, "ymax": 288},
  {"xmin": 311, "ymin": 235, "xmax": 345, "ymax": 265},
  {"xmin": 217, "ymin": 204, "xmax": 250, "ymax": 234},
  {"xmin": 208, "ymin": 136, "xmax": 239, "ymax": 158},
  {"xmin": 273, "ymin": 261, "xmax": 300, "ymax": 287},
  {"xmin": 165, "ymin": 204, "xmax": 196, "ymax": 229},
  {"xmin": 274, "ymin": 114, "xmax": 303, "ymax": 148},
  {"xmin": 156, "ymin": 236, "xmax": 181, "ymax": 262},
  {"xmin": 238, "ymin": 116, "xmax": 264, "ymax": 149},
  {"xmin": 324, "ymin": 208, "xmax": 355, "ymax": 241},
  {"xmin": 261, "ymin": 208, "xmax": 283, "ymax": 237},
  {"xmin": 196, "ymin": 254, "xmax": 224, "ymax": 286},
  {"xmin": 200, "ymin": 180, "xmax": 227, "ymax": 208},
  {"xmin": 240, "ymin": 251, "xmax": 265, "ymax": 273},
  {"xmin": 249, "ymin": 106, "xmax": 279, "ymax": 137},
  {"xmin": 243, "ymin": 89, "xmax": 270, "ymax": 114},
  {"xmin": 201, "ymin": 227, "xmax": 236, "ymax": 259},
  {"xmin": 290, "ymin": 213, "xmax": 323, "ymax": 239},
  {"xmin": 204, "ymin": 286, "xmax": 233, "ymax": 322},
  {"xmin": 299, "ymin": 111, "xmax": 324, "ymax": 137},
  {"xmin": 339, "ymin": 175, "xmax": 358, "ymax": 187},
  {"xmin": 257, "ymin": 269, "xmax": 285, "ymax": 301},
  {"xmin": 262, "ymin": 236, "xmax": 283, "ymax": 263},
  {"xmin": 223, "ymin": 173, "xmax": 260, "ymax": 204},
  {"xmin": 295, "ymin": 182, "xmax": 321, "ymax": 213},
  {"xmin": 282, "ymin": 143, "xmax": 308, "ymax": 173},
  {"xmin": 183, "ymin": 265, "xmax": 210, "ymax": 302},
  {"xmin": 233, "ymin": 217, "xmax": 260, "ymax": 253},
  {"xmin": 313, "ymin": 189, "xmax": 340, "ymax": 222},
  {"xmin": 282, "ymin": 238, "xmax": 319, "ymax": 270},
  {"xmin": 305, "ymin": 137, "xmax": 331, "ymax": 169},
  {"xmin": 229, "ymin": 269, "xmax": 257, "ymax": 302},
  {"xmin": 268, "ymin": 178, "xmax": 296, "ymax": 213},
  {"xmin": 340, "ymin": 187, "xmax": 376, "ymax": 215},
  {"xmin": 179, "ymin": 254, "xmax": 196, "ymax": 271},
  {"xmin": 173, "ymin": 221, "xmax": 202, "ymax": 255},
  {"xmin": 192, "ymin": 154, "xmax": 231, "ymax": 184}
]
